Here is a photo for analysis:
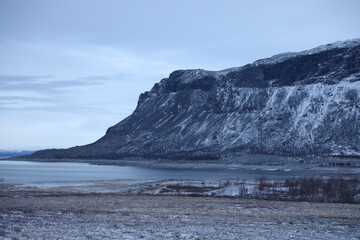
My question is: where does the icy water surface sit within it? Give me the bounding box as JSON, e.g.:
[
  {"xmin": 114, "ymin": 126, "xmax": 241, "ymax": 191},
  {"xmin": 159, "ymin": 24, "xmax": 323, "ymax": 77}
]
[{"xmin": 0, "ymin": 160, "xmax": 357, "ymax": 187}]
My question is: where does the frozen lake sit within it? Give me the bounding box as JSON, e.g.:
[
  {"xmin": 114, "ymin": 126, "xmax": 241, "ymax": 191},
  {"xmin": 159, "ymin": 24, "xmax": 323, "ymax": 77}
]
[{"xmin": 0, "ymin": 160, "xmax": 357, "ymax": 187}]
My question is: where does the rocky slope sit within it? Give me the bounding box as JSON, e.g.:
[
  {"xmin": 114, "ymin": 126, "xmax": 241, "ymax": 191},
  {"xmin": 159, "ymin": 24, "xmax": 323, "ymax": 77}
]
[{"xmin": 31, "ymin": 39, "xmax": 360, "ymax": 159}]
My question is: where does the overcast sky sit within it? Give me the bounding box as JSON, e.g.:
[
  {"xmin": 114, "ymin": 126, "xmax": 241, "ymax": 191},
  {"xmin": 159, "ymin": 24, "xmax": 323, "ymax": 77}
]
[{"xmin": 1, "ymin": 0, "xmax": 360, "ymax": 150}]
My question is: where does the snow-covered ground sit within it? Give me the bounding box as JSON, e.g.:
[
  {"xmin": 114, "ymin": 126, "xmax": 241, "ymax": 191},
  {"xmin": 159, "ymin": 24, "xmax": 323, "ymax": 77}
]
[{"xmin": 1, "ymin": 182, "xmax": 359, "ymax": 240}]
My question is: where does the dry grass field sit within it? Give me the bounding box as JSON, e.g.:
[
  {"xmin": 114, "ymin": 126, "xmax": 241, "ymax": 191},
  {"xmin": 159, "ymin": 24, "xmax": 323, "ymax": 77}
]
[{"xmin": 1, "ymin": 182, "xmax": 360, "ymax": 240}]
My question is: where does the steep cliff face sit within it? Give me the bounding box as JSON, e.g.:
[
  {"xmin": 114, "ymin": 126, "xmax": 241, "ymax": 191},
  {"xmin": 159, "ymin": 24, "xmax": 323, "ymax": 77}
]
[{"xmin": 32, "ymin": 39, "xmax": 360, "ymax": 159}]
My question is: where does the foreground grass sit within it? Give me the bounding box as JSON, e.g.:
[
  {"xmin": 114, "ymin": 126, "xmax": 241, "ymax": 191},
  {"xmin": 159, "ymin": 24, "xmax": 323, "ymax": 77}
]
[{"xmin": 1, "ymin": 188, "xmax": 360, "ymax": 240}]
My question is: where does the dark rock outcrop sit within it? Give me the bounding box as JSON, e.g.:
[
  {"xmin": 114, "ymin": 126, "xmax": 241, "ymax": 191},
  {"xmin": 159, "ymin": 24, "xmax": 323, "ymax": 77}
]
[{"xmin": 30, "ymin": 39, "xmax": 360, "ymax": 159}]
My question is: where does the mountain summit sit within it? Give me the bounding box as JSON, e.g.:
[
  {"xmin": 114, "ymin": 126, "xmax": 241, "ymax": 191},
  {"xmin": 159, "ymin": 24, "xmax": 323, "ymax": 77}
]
[{"xmin": 31, "ymin": 39, "xmax": 360, "ymax": 159}]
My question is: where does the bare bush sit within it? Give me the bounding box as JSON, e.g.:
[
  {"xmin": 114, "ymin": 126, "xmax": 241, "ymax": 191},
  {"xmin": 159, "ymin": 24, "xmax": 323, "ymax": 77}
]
[{"xmin": 256, "ymin": 177, "xmax": 360, "ymax": 203}]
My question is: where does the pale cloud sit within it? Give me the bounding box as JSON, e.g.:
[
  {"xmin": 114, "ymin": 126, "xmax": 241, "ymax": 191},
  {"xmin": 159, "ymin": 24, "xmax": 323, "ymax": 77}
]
[
  {"xmin": 0, "ymin": 72, "xmax": 158, "ymax": 150},
  {"xmin": 0, "ymin": 0, "xmax": 359, "ymax": 150},
  {"xmin": 0, "ymin": 73, "xmax": 150, "ymax": 113},
  {"xmin": 0, "ymin": 110, "xmax": 110, "ymax": 150},
  {"xmin": 0, "ymin": 41, "xmax": 179, "ymax": 79}
]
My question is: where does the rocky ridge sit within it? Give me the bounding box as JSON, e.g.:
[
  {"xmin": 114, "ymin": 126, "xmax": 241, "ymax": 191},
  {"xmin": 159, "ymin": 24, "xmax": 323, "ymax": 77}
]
[{"xmin": 31, "ymin": 39, "xmax": 360, "ymax": 159}]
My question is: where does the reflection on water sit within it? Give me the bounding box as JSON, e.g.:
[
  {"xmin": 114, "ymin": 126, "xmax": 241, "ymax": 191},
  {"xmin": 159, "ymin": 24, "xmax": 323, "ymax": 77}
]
[{"xmin": 0, "ymin": 160, "xmax": 355, "ymax": 187}]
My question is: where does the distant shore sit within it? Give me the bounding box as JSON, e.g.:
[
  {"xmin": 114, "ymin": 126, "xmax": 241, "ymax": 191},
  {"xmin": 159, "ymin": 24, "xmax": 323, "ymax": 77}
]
[{"xmin": 7, "ymin": 154, "xmax": 360, "ymax": 176}]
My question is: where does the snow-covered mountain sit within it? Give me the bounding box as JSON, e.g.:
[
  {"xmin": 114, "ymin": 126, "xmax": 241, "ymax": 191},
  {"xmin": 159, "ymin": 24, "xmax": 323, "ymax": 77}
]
[{"xmin": 30, "ymin": 39, "xmax": 360, "ymax": 159}]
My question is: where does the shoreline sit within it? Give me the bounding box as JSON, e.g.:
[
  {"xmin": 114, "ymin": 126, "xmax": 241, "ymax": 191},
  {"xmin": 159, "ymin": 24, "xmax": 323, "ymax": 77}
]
[
  {"xmin": 4, "ymin": 155, "xmax": 360, "ymax": 177},
  {"xmin": 2, "ymin": 174, "xmax": 359, "ymax": 204}
]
